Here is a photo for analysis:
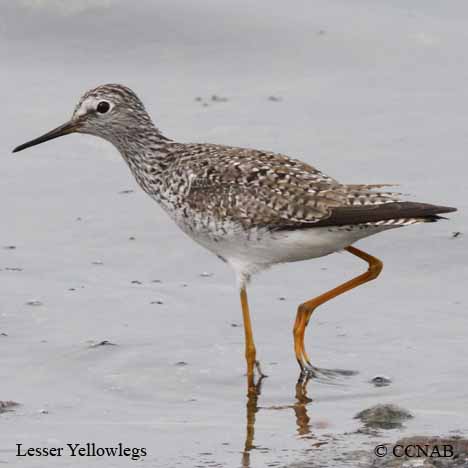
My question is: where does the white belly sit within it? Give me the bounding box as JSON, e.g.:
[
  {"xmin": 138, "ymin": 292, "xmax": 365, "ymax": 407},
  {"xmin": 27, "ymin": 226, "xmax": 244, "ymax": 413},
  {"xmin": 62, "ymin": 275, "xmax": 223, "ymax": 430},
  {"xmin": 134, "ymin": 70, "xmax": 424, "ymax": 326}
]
[{"xmin": 176, "ymin": 217, "xmax": 390, "ymax": 280}]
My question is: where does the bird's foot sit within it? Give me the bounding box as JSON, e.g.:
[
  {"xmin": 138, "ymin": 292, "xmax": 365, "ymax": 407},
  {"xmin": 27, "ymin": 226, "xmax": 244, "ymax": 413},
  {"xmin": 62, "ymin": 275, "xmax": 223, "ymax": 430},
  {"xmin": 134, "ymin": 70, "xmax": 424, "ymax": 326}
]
[
  {"xmin": 246, "ymin": 360, "xmax": 268, "ymax": 394},
  {"xmin": 254, "ymin": 360, "xmax": 268, "ymax": 379},
  {"xmin": 298, "ymin": 361, "xmax": 358, "ymax": 384},
  {"xmin": 298, "ymin": 363, "xmax": 320, "ymax": 382}
]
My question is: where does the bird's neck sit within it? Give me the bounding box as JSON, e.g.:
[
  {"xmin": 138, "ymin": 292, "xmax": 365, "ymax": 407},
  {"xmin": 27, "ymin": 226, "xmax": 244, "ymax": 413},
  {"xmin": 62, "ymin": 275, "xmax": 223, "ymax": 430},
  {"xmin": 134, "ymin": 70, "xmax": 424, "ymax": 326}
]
[{"xmin": 112, "ymin": 124, "xmax": 175, "ymax": 196}]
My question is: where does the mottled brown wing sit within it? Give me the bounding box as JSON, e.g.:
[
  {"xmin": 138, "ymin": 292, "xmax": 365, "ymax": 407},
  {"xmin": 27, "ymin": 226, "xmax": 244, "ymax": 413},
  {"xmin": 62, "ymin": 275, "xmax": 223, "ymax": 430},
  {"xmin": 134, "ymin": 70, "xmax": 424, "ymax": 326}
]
[{"xmin": 175, "ymin": 144, "xmax": 401, "ymax": 229}]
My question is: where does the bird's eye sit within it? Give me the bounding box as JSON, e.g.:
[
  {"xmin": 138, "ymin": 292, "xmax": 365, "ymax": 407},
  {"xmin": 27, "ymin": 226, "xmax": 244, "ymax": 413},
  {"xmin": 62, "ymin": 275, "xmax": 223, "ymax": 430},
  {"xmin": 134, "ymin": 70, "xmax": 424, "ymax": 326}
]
[{"xmin": 96, "ymin": 101, "xmax": 110, "ymax": 114}]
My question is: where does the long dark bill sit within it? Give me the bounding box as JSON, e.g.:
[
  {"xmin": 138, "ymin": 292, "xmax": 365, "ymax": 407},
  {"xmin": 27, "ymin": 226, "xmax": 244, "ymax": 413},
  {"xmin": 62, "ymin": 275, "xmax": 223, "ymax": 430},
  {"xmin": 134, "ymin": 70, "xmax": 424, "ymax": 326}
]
[{"xmin": 12, "ymin": 121, "xmax": 78, "ymax": 153}]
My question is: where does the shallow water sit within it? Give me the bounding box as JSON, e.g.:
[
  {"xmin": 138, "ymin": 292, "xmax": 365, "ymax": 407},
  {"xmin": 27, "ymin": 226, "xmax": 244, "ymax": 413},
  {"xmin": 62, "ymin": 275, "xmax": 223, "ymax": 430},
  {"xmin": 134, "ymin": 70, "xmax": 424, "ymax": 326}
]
[{"xmin": 1, "ymin": 1, "xmax": 467, "ymax": 467}]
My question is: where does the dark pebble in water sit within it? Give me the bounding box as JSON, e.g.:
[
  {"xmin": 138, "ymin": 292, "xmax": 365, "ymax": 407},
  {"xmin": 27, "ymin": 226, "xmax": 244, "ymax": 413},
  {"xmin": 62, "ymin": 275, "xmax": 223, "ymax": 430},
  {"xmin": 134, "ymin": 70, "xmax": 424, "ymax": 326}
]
[
  {"xmin": 3, "ymin": 245, "xmax": 16, "ymax": 250},
  {"xmin": 278, "ymin": 297, "xmax": 286, "ymax": 301},
  {"xmin": 76, "ymin": 217, "xmax": 82, "ymax": 221},
  {"xmin": 370, "ymin": 375, "xmax": 392, "ymax": 387},
  {"xmin": 119, "ymin": 189, "xmax": 134, "ymax": 194},
  {"xmin": 355, "ymin": 404, "xmax": 412, "ymax": 430},
  {"xmin": 68, "ymin": 288, "xmax": 76, "ymax": 291},
  {"xmin": 90, "ymin": 340, "xmax": 117, "ymax": 348},
  {"xmin": 452, "ymin": 231, "xmax": 462, "ymax": 238},
  {"xmin": 230, "ymin": 323, "xmax": 240, "ymax": 327},
  {"xmin": 131, "ymin": 280, "xmax": 142, "ymax": 285},
  {"xmin": 175, "ymin": 361, "xmax": 188, "ymax": 367},
  {"xmin": 0, "ymin": 332, "xmax": 8, "ymax": 337},
  {"xmin": 129, "ymin": 236, "xmax": 136, "ymax": 240},
  {"xmin": 150, "ymin": 300, "xmax": 164, "ymax": 305},
  {"xmin": 268, "ymin": 96, "xmax": 282, "ymax": 102},
  {"xmin": 194, "ymin": 97, "xmax": 202, "ymax": 102},
  {"xmin": 151, "ymin": 279, "xmax": 162, "ymax": 283},
  {"xmin": 26, "ymin": 300, "xmax": 43, "ymax": 306},
  {"xmin": 0, "ymin": 401, "xmax": 19, "ymax": 413},
  {"xmin": 211, "ymin": 94, "xmax": 228, "ymax": 102}
]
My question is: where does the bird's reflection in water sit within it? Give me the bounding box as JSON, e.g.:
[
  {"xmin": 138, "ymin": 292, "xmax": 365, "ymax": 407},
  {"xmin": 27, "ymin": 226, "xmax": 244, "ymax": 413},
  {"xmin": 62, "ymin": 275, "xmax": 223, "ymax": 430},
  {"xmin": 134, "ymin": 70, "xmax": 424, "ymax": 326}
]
[
  {"xmin": 240, "ymin": 366, "xmax": 356, "ymax": 467},
  {"xmin": 242, "ymin": 376, "xmax": 265, "ymax": 468},
  {"xmin": 241, "ymin": 376, "xmax": 314, "ymax": 467},
  {"xmin": 293, "ymin": 377, "xmax": 314, "ymax": 437}
]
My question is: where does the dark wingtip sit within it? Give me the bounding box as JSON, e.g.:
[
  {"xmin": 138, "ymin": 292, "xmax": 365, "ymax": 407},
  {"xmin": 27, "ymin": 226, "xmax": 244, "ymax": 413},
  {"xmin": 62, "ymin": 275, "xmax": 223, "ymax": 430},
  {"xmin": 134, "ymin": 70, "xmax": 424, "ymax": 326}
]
[{"xmin": 436, "ymin": 205, "xmax": 457, "ymax": 214}]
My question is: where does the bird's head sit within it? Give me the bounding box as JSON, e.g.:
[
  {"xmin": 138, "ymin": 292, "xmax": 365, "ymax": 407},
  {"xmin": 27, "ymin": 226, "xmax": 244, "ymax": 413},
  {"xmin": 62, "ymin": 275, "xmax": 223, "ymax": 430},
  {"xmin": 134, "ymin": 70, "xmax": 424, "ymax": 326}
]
[{"xmin": 13, "ymin": 84, "xmax": 152, "ymax": 153}]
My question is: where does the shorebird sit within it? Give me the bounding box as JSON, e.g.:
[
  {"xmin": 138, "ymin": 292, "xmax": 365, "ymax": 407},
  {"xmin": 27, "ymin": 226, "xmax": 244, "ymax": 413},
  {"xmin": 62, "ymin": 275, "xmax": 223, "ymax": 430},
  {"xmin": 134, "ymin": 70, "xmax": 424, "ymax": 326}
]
[{"xmin": 13, "ymin": 84, "xmax": 456, "ymax": 388}]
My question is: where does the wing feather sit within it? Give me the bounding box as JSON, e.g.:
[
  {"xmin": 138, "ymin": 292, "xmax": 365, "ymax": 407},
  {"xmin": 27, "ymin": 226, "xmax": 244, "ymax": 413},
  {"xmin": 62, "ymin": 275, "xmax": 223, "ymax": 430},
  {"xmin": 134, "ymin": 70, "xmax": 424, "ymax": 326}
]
[{"xmin": 171, "ymin": 144, "xmax": 403, "ymax": 229}]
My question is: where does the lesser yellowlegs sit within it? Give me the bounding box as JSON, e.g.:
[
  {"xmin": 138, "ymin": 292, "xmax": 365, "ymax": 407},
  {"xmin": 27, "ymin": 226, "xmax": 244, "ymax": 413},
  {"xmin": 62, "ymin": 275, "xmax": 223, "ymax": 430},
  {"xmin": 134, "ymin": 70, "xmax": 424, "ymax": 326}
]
[{"xmin": 13, "ymin": 84, "xmax": 457, "ymax": 387}]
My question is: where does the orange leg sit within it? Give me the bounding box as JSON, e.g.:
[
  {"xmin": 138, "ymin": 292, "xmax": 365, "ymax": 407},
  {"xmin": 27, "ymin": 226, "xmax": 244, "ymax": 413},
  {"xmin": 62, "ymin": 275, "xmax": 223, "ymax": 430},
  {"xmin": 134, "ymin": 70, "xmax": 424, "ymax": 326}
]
[
  {"xmin": 240, "ymin": 286, "xmax": 265, "ymax": 391},
  {"xmin": 294, "ymin": 246, "xmax": 383, "ymax": 376}
]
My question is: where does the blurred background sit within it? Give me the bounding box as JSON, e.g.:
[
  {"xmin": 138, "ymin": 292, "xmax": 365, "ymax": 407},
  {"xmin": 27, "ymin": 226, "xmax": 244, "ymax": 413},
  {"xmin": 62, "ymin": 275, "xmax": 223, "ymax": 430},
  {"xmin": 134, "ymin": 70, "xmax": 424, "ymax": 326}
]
[{"xmin": 1, "ymin": 1, "xmax": 467, "ymax": 467}]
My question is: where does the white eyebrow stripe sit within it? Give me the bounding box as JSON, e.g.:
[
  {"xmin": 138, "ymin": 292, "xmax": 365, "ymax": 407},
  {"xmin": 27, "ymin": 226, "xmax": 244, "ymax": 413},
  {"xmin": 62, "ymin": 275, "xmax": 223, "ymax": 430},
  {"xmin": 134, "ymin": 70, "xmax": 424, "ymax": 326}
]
[{"xmin": 74, "ymin": 97, "xmax": 100, "ymax": 117}]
